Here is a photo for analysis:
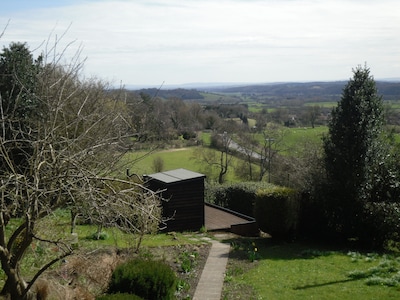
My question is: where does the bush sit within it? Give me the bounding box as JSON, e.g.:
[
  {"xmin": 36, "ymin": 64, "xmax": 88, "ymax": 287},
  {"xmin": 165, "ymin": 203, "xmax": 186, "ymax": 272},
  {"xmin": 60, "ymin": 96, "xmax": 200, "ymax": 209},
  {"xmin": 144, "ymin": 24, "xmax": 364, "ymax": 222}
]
[
  {"xmin": 152, "ymin": 156, "xmax": 164, "ymax": 172},
  {"xmin": 97, "ymin": 293, "xmax": 143, "ymax": 300},
  {"xmin": 255, "ymin": 187, "xmax": 300, "ymax": 239},
  {"xmin": 224, "ymin": 184, "xmax": 258, "ymax": 217},
  {"xmin": 108, "ymin": 258, "xmax": 177, "ymax": 300},
  {"xmin": 360, "ymin": 202, "xmax": 400, "ymax": 248},
  {"xmin": 206, "ymin": 182, "xmax": 273, "ymax": 217}
]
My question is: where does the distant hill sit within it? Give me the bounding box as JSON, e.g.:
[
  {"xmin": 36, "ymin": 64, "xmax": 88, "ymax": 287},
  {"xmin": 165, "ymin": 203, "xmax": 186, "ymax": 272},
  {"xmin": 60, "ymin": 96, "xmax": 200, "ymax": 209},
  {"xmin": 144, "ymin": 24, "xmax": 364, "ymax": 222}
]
[
  {"xmin": 129, "ymin": 81, "xmax": 400, "ymax": 101},
  {"xmin": 204, "ymin": 81, "xmax": 400, "ymax": 100},
  {"xmin": 133, "ymin": 88, "xmax": 204, "ymax": 100}
]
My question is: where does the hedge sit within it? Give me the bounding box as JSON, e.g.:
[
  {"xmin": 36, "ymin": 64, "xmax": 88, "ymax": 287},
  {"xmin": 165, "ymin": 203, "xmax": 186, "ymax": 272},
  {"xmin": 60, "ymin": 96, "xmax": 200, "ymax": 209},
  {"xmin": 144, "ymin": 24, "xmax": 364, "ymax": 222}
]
[
  {"xmin": 255, "ymin": 187, "xmax": 300, "ymax": 239},
  {"xmin": 97, "ymin": 293, "xmax": 143, "ymax": 300},
  {"xmin": 205, "ymin": 181, "xmax": 273, "ymax": 217}
]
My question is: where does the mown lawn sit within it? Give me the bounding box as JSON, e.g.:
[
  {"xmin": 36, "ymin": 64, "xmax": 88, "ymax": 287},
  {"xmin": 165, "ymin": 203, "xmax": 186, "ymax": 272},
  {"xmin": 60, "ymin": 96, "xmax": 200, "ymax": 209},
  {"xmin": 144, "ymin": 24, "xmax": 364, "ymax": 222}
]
[{"xmin": 223, "ymin": 238, "xmax": 400, "ymax": 300}]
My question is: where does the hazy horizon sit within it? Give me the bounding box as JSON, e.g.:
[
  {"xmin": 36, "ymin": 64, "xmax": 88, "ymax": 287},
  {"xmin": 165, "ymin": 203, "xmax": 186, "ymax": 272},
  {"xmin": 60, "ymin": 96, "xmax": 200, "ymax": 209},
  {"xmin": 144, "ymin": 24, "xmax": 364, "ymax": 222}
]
[{"xmin": 1, "ymin": 0, "xmax": 399, "ymax": 86}]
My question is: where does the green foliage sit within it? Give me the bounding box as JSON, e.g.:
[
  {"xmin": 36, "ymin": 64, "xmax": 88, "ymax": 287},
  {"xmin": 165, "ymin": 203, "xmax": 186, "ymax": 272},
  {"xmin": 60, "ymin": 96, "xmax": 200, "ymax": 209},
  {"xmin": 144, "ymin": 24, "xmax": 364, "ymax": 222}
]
[
  {"xmin": 0, "ymin": 42, "xmax": 42, "ymax": 120},
  {"xmin": 97, "ymin": 293, "xmax": 143, "ymax": 300},
  {"xmin": 360, "ymin": 202, "xmax": 400, "ymax": 248},
  {"xmin": 320, "ymin": 65, "xmax": 394, "ymax": 241},
  {"xmin": 347, "ymin": 253, "xmax": 400, "ymax": 287},
  {"xmin": 229, "ymin": 239, "xmax": 261, "ymax": 263},
  {"xmin": 88, "ymin": 231, "xmax": 109, "ymax": 241},
  {"xmin": 206, "ymin": 181, "xmax": 273, "ymax": 216},
  {"xmin": 176, "ymin": 279, "xmax": 190, "ymax": 293},
  {"xmin": 199, "ymin": 225, "xmax": 207, "ymax": 233},
  {"xmin": 108, "ymin": 258, "xmax": 177, "ymax": 300},
  {"xmin": 247, "ymin": 242, "xmax": 261, "ymax": 262},
  {"xmin": 254, "ymin": 187, "xmax": 299, "ymax": 239},
  {"xmin": 152, "ymin": 156, "xmax": 164, "ymax": 172},
  {"xmin": 324, "ymin": 65, "xmax": 384, "ymax": 191},
  {"xmin": 0, "ymin": 42, "xmax": 43, "ymax": 174},
  {"xmin": 178, "ymin": 250, "xmax": 198, "ymax": 273},
  {"xmin": 225, "ymin": 240, "xmax": 400, "ymax": 299}
]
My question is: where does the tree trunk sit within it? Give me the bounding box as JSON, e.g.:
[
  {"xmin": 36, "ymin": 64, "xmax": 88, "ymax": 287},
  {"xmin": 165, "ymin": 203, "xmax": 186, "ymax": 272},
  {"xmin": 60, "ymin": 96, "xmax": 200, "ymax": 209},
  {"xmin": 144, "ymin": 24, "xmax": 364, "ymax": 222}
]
[{"xmin": 1, "ymin": 270, "xmax": 30, "ymax": 300}]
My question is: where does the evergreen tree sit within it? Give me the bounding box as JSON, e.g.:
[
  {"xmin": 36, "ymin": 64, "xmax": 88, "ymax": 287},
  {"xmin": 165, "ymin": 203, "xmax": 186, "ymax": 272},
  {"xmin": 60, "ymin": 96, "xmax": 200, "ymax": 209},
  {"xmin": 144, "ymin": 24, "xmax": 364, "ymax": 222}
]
[
  {"xmin": 0, "ymin": 42, "xmax": 42, "ymax": 120},
  {"xmin": 0, "ymin": 42, "xmax": 43, "ymax": 172},
  {"xmin": 322, "ymin": 65, "xmax": 385, "ymax": 237}
]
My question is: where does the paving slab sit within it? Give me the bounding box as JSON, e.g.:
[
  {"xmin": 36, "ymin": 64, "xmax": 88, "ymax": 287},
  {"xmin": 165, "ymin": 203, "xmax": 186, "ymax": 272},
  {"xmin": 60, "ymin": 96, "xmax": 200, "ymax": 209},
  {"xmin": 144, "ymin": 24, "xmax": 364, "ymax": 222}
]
[{"xmin": 193, "ymin": 240, "xmax": 230, "ymax": 300}]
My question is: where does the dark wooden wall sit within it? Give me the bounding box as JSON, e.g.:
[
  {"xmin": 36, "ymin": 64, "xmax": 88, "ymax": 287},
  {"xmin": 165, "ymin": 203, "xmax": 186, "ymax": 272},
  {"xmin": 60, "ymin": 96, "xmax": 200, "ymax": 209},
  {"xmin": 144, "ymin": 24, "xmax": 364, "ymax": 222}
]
[{"xmin": 147, "ymin": 178, "xmax": 205, "ymax": 232}]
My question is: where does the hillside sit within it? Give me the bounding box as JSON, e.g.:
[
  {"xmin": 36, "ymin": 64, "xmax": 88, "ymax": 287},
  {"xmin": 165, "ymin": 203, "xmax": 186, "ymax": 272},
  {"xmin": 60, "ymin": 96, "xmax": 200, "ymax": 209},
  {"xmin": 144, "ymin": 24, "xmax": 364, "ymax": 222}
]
[
  {"xmin": 204, "ymin": 81, "xmax": 400, "ymax": 100},
  {"xmin": 131, "ymin": 81, "xmax": 400, "ymax": 102},
  {"xmin": 133, "ymin": 88, "xmax": 204, "ymax": 100}
]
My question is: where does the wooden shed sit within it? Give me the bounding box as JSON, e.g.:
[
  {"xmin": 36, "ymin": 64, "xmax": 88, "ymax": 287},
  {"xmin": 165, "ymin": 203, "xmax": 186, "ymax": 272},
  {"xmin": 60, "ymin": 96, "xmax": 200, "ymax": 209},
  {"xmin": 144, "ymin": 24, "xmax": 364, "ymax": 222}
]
[{"xmin": 144, "ymin": 168, "xmax": 206, "ymax": 232}]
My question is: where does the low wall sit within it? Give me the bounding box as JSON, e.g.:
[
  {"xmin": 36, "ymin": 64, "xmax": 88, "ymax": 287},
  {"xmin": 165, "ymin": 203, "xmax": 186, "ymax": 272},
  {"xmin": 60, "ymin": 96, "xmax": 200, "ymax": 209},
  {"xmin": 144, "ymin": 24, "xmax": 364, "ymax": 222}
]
[{"xmin": 231, "ymin": 221, "xmax": 259, "ymax": 237}]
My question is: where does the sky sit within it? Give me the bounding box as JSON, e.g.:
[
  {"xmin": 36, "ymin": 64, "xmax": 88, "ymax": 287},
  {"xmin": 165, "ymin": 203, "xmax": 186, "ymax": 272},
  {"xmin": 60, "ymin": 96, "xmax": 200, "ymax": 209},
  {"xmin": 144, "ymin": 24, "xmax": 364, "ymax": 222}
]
[{"xmin": 0, "ymin": 0, "xmax": 399, "ymax": 87}]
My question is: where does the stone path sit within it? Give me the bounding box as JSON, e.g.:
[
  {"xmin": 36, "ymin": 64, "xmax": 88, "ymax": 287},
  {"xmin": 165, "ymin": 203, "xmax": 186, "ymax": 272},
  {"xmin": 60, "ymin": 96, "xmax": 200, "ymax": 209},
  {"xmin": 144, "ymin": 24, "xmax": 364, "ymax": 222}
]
[{"xmin": 193, "ymin": 239, "xmax": 230, "ymax": 300}]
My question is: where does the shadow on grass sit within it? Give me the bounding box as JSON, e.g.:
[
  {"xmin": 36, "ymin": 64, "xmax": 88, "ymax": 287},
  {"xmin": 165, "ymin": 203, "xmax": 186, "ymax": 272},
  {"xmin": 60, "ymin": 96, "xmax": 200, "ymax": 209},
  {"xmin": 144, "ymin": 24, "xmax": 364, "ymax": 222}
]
[
  {"xmin": 221, "ymin": 236, "xmax": 341, "ymax": 261},
  {"xmin": 293, "ymin": 277, "xmax": 360, "ymax": 290}
]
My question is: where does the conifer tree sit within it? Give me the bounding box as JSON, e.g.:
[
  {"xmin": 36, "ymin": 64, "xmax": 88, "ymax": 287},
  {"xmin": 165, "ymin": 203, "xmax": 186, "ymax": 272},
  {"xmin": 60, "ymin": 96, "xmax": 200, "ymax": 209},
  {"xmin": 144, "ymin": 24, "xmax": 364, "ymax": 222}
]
[{"xmin": 322, "ymin": 65, "xmax": 385, "ymax": 236}]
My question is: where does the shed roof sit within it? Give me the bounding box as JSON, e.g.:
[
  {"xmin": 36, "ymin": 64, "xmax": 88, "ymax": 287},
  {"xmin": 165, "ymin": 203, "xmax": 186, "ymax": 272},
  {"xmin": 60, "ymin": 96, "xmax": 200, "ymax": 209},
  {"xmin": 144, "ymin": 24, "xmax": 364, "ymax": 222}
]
[{"xmin": 146, "ymin": 168, "xmax": 205, "ymax": 184}]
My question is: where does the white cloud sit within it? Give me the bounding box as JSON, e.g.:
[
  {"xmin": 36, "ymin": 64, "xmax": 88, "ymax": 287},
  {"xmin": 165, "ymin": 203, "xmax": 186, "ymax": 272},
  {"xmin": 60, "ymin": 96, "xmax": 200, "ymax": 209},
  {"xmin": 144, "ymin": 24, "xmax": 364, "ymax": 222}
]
[{"xmin": 1, "ymin": 0, "xmax": 399, "ymax": 85}]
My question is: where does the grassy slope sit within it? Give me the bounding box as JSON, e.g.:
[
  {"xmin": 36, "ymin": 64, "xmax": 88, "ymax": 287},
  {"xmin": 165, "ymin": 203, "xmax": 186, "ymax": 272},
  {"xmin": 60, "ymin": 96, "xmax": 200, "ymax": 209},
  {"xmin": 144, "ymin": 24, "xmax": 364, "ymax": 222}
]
[
  {"xmin": 282, "ymin": 126, "xmax": 326, "ymax": 154},
  {"xmin": 122, "ymin": 147, "xmax": 246, "ymax": 183}
]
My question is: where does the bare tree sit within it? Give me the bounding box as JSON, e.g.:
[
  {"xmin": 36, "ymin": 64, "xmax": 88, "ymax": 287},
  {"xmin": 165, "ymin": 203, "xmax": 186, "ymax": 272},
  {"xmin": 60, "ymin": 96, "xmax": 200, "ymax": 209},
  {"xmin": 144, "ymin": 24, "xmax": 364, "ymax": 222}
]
[
  {"xmin": 234, "ymin": 128, "xmax": 260, "ymax": 181},
  {"xmin": 258, "ymin": 125, "xmax": 285, "ymax": 182},
  {"xmin": 0, "ymin": 40, "xmax": 162, "ymax": 299},
  {"xmin": 306, "ymin": 105, "xmax": 321, "ymax": 128},
  {"xmin": 194, "ymin": 131, "xmax": 232, "ymax": 183}
]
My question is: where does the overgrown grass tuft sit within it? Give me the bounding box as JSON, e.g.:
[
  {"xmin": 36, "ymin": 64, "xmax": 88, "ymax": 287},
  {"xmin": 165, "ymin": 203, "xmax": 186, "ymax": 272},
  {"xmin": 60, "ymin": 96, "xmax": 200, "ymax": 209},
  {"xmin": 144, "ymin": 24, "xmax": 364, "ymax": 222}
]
[{"xmin": 347, "ymin": 253, "xmax": 400, "ymax": 287}]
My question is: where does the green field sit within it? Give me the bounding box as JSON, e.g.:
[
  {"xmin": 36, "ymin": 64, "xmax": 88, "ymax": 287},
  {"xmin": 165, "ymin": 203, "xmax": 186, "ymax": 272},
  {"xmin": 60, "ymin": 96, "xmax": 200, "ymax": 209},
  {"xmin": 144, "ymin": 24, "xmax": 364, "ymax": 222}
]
[
  {"xmin": 123, "ymin": 148, "xmax": 200, "ymax": 175},
  {"xmin": 121, "ymin": 147, "xmax": 257, "ymax": 183},
  {"xmin": 250, "ymin": 126, "xmax": 327, "ymax": 156},
  {"xmin": 119, "ymin": 127, "xmax": 327, "ymax": 182},
  {"xmin": 304, "ymin": 101, "xmax": 338, "ymax": 108},
  {"xmin": 282, "ymin": 126, "xmax": 327, "ymax": 153}
]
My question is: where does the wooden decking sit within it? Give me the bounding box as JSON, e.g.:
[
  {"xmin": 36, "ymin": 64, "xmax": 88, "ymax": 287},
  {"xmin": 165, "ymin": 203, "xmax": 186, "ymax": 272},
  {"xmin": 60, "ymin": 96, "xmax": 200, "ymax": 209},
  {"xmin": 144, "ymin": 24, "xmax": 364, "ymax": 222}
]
[{"xmin": 204, "ymin": 203, "xmax": 254, "ymax": 231}]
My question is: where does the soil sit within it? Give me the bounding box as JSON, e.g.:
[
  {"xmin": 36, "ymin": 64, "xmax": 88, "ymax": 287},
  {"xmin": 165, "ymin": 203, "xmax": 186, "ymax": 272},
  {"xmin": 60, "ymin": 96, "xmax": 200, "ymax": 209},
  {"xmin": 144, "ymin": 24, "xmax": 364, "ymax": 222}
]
[{"xmin": 33, "ymin": 237, "xmax": 212, "ymax": 300}]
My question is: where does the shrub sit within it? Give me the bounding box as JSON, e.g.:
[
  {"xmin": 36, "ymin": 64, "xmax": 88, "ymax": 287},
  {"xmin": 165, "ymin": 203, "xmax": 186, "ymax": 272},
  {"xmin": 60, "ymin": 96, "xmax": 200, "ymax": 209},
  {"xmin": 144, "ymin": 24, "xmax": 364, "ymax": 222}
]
[
  {"xmin": 206, "ymin": 181, "xmax": 273, "ymax": 217},
  {"xmin": 225, "ymin": 184, "xmax": 258, "ymax": 217},
  {"xmin": 108, "ymin": 258, "xmax": 177, "ymax": 300},
  {"xmin": 360, "ymin": 202, "xmax": 400, "ymax": 248},
  {"xmin": 178, "ymin": 250, "xmax": 198, "ymax": 273},
  {"xmin": 255, "ymin": 187, "xmax": 299, "ymax": 239},
  {"xmin": 152, "ymin": 156, "xmax": 164, "ymax": 173},
  {"xmin": 97, "ymin": 293, "xmax": 143, "ymax": 300}
]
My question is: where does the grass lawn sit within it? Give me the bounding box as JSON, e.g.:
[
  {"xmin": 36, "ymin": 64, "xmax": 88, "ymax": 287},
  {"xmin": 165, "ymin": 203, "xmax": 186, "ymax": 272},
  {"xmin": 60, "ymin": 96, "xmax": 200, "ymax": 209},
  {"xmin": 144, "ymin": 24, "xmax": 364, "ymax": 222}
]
[
  {"xmin": 121, "ymin": 146, "xmax": 256, "ymax": 183},
  {"xmin": 118, "ymin": 148, "xmax": 200, "ymax": 177},
  {"xmin": 251, "ymin": 126, "xmax": 327, "ymax": 156},
  {"xmin": 223, "ymin": 238, "xmax": 400, "ymax": 300},
  {"xmin": 282, "ymin": 126, "xmax": 327, "ymax": 154}
]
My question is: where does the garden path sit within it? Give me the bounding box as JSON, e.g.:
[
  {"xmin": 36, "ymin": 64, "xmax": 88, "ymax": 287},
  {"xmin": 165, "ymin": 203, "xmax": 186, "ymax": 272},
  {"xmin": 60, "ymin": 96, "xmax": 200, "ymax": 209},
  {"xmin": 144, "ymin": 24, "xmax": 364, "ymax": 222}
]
[{"xmin": 193, "ymin": 238, "xmax": 230, "ymax": 300}]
